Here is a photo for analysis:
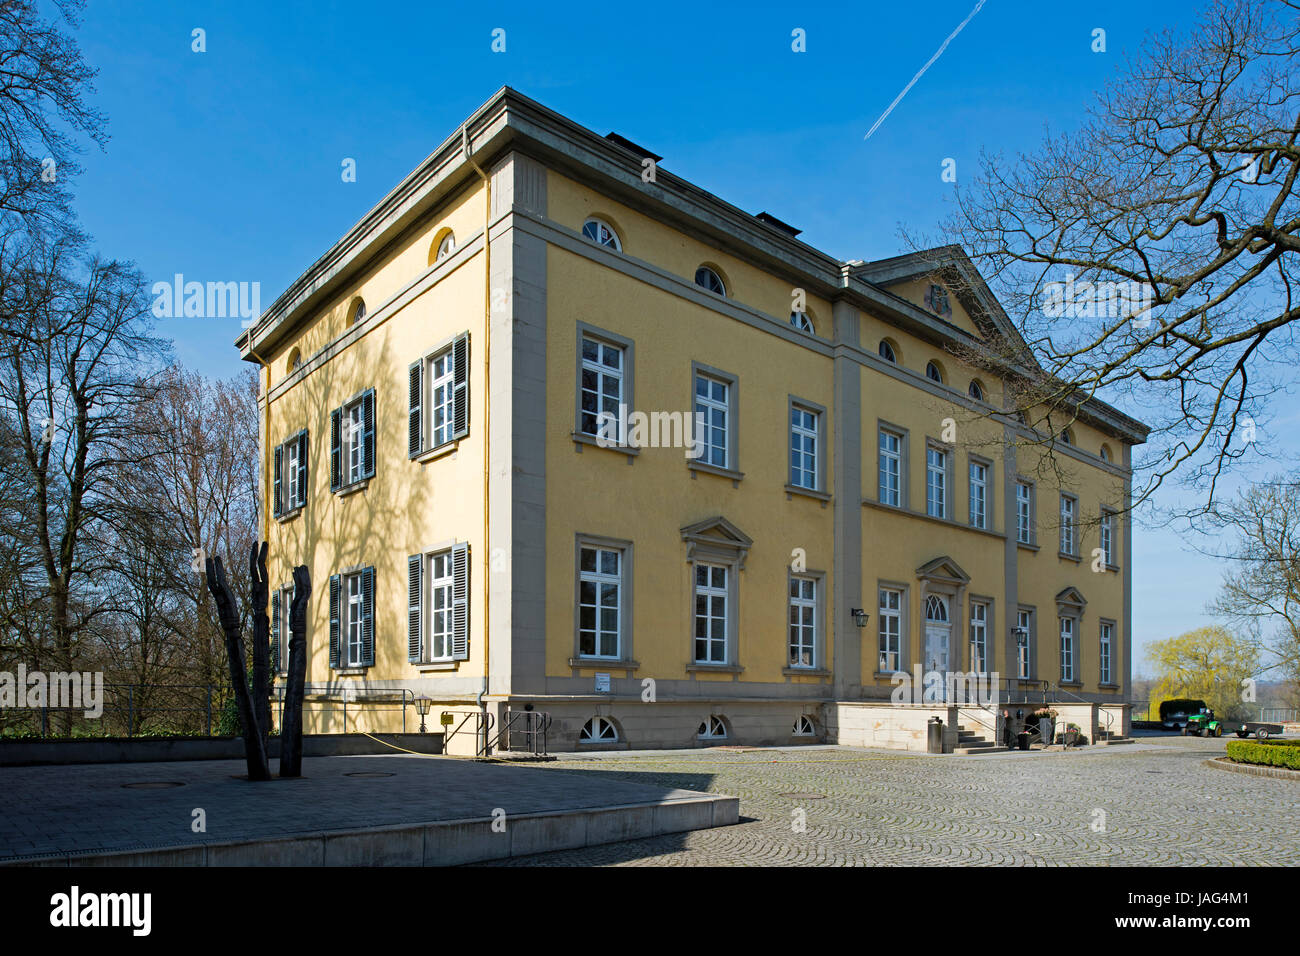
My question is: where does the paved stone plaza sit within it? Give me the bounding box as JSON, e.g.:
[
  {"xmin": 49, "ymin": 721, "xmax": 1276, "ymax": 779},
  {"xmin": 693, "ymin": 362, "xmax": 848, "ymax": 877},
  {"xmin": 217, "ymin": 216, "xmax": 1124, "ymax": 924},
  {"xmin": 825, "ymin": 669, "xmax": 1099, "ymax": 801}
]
[
  {"xmin": 481, "ymin": 735, "xmax": 1300, "ymax": 866},
  {"xmin": 0, "ymin": 754, "xmax": 733, "ymax": 864}
]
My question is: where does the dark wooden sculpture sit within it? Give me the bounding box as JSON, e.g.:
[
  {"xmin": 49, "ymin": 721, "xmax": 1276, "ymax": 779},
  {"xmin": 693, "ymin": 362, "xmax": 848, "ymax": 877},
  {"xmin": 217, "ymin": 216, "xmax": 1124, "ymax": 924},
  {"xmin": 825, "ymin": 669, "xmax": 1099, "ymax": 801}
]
[
  {"xmin": 249, "ymin": 542, "xmax": 272, "ymax": 760},
  {"xmin": 205, "ymin": 554, "xmax": 271, "ymax": 781},
  {"xmin": 279, "ymin": 564, "xmax": 311, "ymax": 777}
]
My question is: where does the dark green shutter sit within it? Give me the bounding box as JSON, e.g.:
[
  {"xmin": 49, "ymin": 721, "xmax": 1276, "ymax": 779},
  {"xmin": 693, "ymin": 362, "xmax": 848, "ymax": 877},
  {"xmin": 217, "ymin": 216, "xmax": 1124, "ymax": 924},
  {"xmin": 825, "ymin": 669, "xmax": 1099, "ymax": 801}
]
[
  {"xmin": 270, "ymin": 590, "xmax": 282, "ymax": 674},
  {"xmin": 361, "ymin": 389, "xmax": 375, "ymax": 479},
  {"xmin": 361, "ymin": 566, "xmax": 375, "ymax": 666},
  {"xmin": 296, "ymin": 431, "xmax": 308, "ymax": 508},
  {"xmin": 408, "ymin": 360, "xmax": 423, "ymax": 457},
  {"xmin": 272, "ymin": 443, "xmax": 283, "ymax": 517},
  {"xmin": 451, "ymin": 542, "xmax": 469, "ymax": 660},
  {"xmin": 328, "ymin": 574, "xmax": 341, "ymax": 668},
  {"xmin": 452, "ymin": 334, "xmax": 469, "ymax": 440},
  {"xmin": 408, "ymin": 554, "xmax": 422, "ymax": 663},
  {"xmin": 330, "ymin": 408, "xmax": 342, "ymax": 491}
]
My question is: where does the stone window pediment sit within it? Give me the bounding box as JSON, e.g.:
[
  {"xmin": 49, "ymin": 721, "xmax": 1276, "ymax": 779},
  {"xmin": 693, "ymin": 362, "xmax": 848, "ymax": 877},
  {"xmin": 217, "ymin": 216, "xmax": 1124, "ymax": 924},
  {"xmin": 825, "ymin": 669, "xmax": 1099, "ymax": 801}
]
[{"xmin": 681, "ymin": 516, "xmax": 753, "ymax": 568}]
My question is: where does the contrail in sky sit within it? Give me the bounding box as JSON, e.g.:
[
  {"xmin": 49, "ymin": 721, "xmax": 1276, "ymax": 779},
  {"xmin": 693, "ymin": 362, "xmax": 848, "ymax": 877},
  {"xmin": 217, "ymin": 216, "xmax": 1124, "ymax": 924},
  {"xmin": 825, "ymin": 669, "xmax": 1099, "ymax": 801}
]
[{"xmin": 864, "ymin": 0, "xmax": 989, "ymax": 140}]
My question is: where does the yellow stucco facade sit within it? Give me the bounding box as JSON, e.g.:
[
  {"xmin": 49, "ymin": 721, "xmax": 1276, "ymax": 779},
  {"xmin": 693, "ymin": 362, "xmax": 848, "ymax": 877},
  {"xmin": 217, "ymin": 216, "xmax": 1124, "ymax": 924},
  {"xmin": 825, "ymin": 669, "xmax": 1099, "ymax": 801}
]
[{"xmin": 237, "ymin": 89, "xmax": 1146, "ymax": 752}]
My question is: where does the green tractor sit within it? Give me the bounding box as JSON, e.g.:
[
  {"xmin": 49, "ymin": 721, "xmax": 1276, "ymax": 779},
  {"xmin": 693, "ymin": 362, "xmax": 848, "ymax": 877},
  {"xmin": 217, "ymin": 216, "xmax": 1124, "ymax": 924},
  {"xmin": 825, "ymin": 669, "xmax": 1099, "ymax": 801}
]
[{"xmin": 1183, "ymin": 709, "xmax": 1222, "ymax": 738}]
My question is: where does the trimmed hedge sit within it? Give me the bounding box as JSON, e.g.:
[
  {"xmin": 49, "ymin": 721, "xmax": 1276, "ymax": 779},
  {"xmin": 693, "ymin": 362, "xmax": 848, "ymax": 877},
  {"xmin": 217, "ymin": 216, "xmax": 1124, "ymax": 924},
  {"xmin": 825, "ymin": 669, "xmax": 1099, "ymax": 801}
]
[{"xmin": 1225, "ymin": 738, "xmax": 1300, "ymax": 771}]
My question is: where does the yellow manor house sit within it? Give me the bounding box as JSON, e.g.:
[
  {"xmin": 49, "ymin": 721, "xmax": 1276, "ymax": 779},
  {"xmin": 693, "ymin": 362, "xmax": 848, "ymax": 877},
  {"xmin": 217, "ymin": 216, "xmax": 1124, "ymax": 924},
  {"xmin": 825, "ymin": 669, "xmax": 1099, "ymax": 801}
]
[{"xmin": 236, "ymin": 88, "xmax": 1147, "ymax": 755}]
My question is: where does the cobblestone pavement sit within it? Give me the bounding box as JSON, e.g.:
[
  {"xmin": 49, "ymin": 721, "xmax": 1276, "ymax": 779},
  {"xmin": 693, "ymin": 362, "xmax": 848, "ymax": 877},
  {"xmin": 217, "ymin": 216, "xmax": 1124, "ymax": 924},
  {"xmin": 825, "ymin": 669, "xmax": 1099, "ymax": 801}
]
[{"xmin": 479, "ymin": 736, "xmax": 1300, "ymax": 866}]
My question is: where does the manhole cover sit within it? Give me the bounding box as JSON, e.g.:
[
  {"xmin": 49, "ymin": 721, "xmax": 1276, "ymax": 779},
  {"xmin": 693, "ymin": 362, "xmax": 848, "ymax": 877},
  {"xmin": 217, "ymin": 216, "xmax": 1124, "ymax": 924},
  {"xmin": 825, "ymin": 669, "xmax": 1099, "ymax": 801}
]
[
  {"xmin": 778, "ymin": 792, "xmax": 825, "ymax": 800},
  {"xmin": 344, "ymin": 771, "xmax": 395, "ymax": 778},
  {"xmin": 122, "ymin": 781, "xmax": 185, "ymax": 790}
]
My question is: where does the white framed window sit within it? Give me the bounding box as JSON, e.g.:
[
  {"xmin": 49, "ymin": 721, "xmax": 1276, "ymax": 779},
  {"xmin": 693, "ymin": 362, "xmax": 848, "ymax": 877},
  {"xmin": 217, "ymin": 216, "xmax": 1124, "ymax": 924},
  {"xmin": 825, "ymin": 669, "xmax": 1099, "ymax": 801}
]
[
  {"xmin": 436, "ymin": 232, "xmax": 456, "ymax": 260},
  {"xmin": 694, "ymin": 374, "xmax": 730, "ymax": 469},
  {"xmin": 406, "ymin": 543, "xmax": 469, "ymax": 665},
  {"xmin": 695, "ymin": 266, "xmax": 726, "ymax": 296},
  {"xmin": 693, "ymin": 563, "xmax": 728, "ymax": 664},
  {"xmin": 878, "ymin": 340, "xmax": 896, "ymax": 363},
  {"xmin": 346, "ymin": 401, "xmax": 364, "ymax": 485},
  {"xmin": 579, "ymin": 716, "xmax": 619, "ymax": 743},
  {"xmin": 428, "ymin": 349, "xmax": 455, "ymax": 448},
  {"xmin": 697, "ymin": 715, "xmax": 727, "ymax": 739},
  {"xmin": 271, "ymin": 584, "xmax": 295, "ymax": 674},
  {"xmin": 790, "ymin": 311, "xmax": 813, "ymax": 333},
  {"xmin": 925, "ymin": 594, "xmax": 949, "ymax": 624},
  {"xmin": 346, "ymin": 572, "xmax": 364, "ymax": 667},
  {"xmin": 582, "ymin": 218, "xmax": 621, "ymax": 251},
  {"xmin": 273, "ymin": 430, "xmax": 308, "ymax": 517},
  {"xmin": 970, "ymin": 601, "xmax": 988, "ymax": 673},
  {"xmin": 1100, "ymin": 622, "xmax": 1113, "ymax": 685},
  {"xmin": 579, "ymin": 545, "xmax": 622, "ymax": 659},
  {"xmin": 1100, "ymin": 510, "xmax": 1115, "ymax": 567},
  {"xmin": 409, "ymin": 334, "xmax": 469, "ymax": 457},
  {"xmin": 789, "ymin": 405, "xmax": 818, "ymax": 490},
  {"xmin": 579, "ymin": 334, "xmax": 625, "ymax": 442},
  {"xmin": 926, "ymin": 447, "xmax": 947, "ymax": 518},
  {"xmin": 1060, "ymin": 495, "xmax": 1077, "ymax": 555},
  {"xmin": 1059, "ymin": 616, "xmax": 1075, "ymax": 682},
  {"xmin": 969, "ymin": 461, "xmax": 987, "ymax": 529},
  {"xmin": 793, "ymin": 715, "xmax": 816, "ymax": 737},
  {"xmin": 788, "ymin": 576, "xmax": 816, "ymax": 668},
  {"xmin": 428, "ymin": 551, "xmax": 455, "ymax": 661},
  {"xmin": 1016, "ymin": 609, "xmax": 1032, "ymax": 678},
  {"xmin": 878, "ymin": 588, "xmax": 902, "ymax": 672},
  {"xmin": 1016, "ymin": 482, "xmax": 1033, "ymax": 544},
  {"xmin": 879, "ymin": 429, "xmax": 901, "ymax": 506}
]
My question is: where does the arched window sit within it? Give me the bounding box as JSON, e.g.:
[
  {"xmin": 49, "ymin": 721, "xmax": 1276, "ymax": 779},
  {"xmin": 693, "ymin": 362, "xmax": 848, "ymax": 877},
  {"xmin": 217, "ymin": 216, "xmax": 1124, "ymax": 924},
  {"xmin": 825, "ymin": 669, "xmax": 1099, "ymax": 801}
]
[
  {"xmin": 287, "ymin": 348, "xmax": 302, "ymax": 373},
  {"xmin": 348, "ymin": 298, "xmax": 367, "ymax": 327},
  {"xmin": 790, "ymin": 311, "xmax": 813, "ymax": 334},
  {"xmin": 968, "ymin": 380, "xmax": 984, "ymax": 401},
  {"xmin": 878, "ymin": 340, "xmax": 897, "ymax": 363},
  {"xmin": 924, "ymin": 594, "xmax": 949, "ymax": 623},
  {"xmin": 793, "ymin": 715, "xmax": 816, "ymax": 737},
  {"xmin": 695, "ymin": 266, "xmax": 726, "ymax": 296},
  {"xmin": 579, "ymin": 716, "xmax": 618, "ymax": 743},
  {"xmin": 436, "ymin": 232, "xmax": 456, "ymax": 260},
  {"xmin": 1099, "ymin": 444, "xmax": 1112, "ymax": 463},
  {"xmin": 926, "ymin": 361, "xmax": 944, "ymax": 384},
  {"xmin": 582, "ymin": 218, "xmax": 621, "ymax": 251},
  {"xmin": 1060, "ymin": 427, "xmax": 1074, "ymax": 446},
  {"xmin": 697, "ymin": 715, "xmax": 728, "ymax": 739}
]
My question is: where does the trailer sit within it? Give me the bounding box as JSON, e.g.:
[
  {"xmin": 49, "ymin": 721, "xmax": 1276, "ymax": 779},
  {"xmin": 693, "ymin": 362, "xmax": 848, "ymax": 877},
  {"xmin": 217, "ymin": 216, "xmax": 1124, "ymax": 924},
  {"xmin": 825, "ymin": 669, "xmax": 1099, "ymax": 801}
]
[{"xmin": 1184, "ymin": 711, "xmax": 1284, "ymax": 740}]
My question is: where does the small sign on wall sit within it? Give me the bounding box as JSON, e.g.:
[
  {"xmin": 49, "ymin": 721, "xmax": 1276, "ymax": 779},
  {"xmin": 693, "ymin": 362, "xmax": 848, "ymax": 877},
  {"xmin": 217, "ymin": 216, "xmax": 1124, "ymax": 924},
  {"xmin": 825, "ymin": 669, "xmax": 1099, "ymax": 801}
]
[{"xmin": 594, "ymin": 672, "xmax": 611, "ymax": 693}]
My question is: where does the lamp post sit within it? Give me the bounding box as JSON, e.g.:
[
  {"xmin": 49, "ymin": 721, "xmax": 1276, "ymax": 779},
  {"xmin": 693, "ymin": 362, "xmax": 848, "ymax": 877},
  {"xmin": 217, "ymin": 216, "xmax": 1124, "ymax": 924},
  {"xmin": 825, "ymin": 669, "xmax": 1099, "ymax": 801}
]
[{"xmin": 415, "ymin": 695, "xmax": 432, "ymax": 734}]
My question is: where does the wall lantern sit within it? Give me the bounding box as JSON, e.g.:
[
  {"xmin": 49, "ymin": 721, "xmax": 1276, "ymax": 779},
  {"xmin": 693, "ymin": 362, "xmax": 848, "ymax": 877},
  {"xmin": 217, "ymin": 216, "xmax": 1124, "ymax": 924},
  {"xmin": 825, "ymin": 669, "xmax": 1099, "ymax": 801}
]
[
  {"xmin": 850, "ymin": 607, "xmax": 870, "ymax": 628},
  {"xmin": 414, "ymin": 695, "xmax": 432, "ymax": 733}
]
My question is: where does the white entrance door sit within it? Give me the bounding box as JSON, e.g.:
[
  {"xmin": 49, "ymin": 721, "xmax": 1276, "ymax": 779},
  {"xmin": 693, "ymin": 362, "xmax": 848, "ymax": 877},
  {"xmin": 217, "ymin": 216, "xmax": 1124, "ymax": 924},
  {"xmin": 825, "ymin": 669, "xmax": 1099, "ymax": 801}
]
[{"xmin": 925, "ymin": 625, "xmax": 950, "ymax": 676}]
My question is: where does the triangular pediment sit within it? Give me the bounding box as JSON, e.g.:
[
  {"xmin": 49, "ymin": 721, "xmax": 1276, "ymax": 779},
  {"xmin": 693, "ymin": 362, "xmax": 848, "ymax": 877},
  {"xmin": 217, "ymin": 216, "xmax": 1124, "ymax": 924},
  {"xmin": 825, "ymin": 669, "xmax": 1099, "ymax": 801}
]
[
  {"xmin": 849, "ymin": 245, "xmax": 1036, "ymax": 370},
  {"xmin": 1056, "ymin": 586, "xmax": 1087, "ymax": 610},
  {"xmin": 680, "ymin": 516, "xmax": 753, "ymax": 549},
  {"xmin": 915, "ymin": 555, "xmax": 970, "ymax": 585}
]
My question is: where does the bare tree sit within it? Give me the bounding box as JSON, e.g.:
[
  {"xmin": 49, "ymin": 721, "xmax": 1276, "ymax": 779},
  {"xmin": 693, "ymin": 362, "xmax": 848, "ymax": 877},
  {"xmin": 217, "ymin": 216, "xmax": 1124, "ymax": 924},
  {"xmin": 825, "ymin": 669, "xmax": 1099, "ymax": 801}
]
[
  {"xmin": 920, "ymin": 0, "xmax": 1300, "ymax": 515},
  {"xmin": 1208, "ymin": 477, "xmax": 1300, "ymax": 707},
  {"xmin": 0, "ymin": 239, "xmax": 167, "ymax": 731}
]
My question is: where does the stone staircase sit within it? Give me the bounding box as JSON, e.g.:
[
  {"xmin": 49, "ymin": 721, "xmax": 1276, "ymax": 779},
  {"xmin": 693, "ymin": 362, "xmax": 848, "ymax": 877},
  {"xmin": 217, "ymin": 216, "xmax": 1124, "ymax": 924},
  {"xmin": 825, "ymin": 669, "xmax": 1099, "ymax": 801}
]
[{"xmin": 953, "ymin": 724, "xmax": 1009, "ymax": 755}]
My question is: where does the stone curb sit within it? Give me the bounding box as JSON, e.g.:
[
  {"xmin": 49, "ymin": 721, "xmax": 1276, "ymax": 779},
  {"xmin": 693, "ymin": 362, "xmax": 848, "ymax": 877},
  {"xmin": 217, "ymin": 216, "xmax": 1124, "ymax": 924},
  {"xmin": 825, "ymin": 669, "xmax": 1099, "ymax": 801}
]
[{"xmin": 1205, "ymin": 756, "xmax": 1300, "ymax": 781}]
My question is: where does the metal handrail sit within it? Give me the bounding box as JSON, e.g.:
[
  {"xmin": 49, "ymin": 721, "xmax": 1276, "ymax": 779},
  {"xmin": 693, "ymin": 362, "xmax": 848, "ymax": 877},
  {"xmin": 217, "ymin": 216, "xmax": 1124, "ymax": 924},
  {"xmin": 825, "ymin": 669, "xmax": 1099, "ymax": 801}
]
[
  {"xmin": 1050, "ymin": 683, "xmax": 1113, "ymax": 740},
  {"xmin": 442, "ymin": 710, "xmax": 495, "ymax": 756},
  {"xmin": 502, "ymin": 709, "xmax": 552, "ymax": 756}
]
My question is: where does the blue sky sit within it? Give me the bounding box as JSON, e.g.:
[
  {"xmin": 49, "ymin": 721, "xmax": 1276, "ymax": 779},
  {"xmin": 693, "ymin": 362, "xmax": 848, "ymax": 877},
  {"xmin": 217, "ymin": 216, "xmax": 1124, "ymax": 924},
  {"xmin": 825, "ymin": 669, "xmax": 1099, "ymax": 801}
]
[{"xmin": 69, "ymin": 0, "xmax": 1278, "ymax": 665}]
